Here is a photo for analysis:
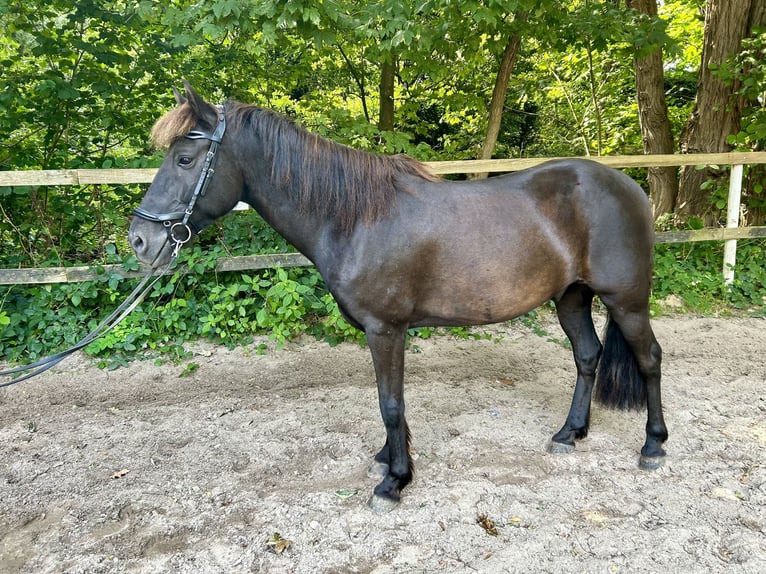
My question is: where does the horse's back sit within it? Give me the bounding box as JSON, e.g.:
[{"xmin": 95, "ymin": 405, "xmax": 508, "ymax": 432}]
[
  {"xmin": 495, "ymin": 158, "xmax": 651, "ymax": 222},
  {"xmin": 421, "ymin": 158, "xmax": 654, "ymax": 260}
]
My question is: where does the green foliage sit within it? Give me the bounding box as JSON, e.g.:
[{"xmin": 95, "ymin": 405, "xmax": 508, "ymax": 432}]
[
  {"xmin": 0, "ymin": 0, "xmax": 175, "ymax": 267},
  {"xmin": 1, "ymin": 0, "xmax": 763, "ymax": 369},
  {"xmin": 652, "ymin": 240, "xmax": 766, "ymax": 313},
  {"xmin": 0, "ymin": 251, "xmax": 365, "ymax": 366},
  {"xmin": 1, "ymin": 273, "xmax": 124, "ymax": 361}
]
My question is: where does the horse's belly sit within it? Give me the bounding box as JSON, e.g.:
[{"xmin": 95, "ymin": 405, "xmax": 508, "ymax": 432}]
[
  {"xmin": 332, "ymin": 219, "xmax": 576, "ymax": 328},
  {"xmin": 411, "ymin": 278, "xmax": 560, "ymax": 327}
]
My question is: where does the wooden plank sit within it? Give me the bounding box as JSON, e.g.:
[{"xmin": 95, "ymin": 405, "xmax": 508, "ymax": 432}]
[
  {"xmin": 214, "ymin": 253, "xmax": 312, "ymax": 272},
  {"xmin": 4, "ymin": 152, "xmax": 766, "ymax": 186},
  {"xmin": 77, "ymin": 168, "xmax": 157, "ymax": 184},
  {"xmin": 0, "ymin": 267, "xmax": 70, "ymax": 284},
  {"xmin": 580, "ymin": 152, "xmax": 766, "ymax": 169},
  {"xmin": 3, "ymin": 228, "xmax": 764, "ymax": 285},
  {"xmin": 0, "ymin": 168, "xmax": 158, "ymax": 187},
  {"xmin": 0, "ymin": 253, "xmax": 313, "ymax": 285},
  {"xmin": 426, "ymin": 152, "xmax": 766, "ymax": 174},
  {"xmin": 655, "ymin": 226, "xmax": 766, "ymax": 244},
  {"xmin": 0, "ymin": 266, "xmax": 135, "ymax": 285},
  {"xmin": 0, "ymin": 170, "xmax": 82, "ymax": 186}
]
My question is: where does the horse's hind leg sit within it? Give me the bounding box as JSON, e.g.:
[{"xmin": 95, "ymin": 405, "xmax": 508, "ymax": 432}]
[
  {"xmin": 549, "ymin": 283, "xmax": 602, "ymax": 453},
  {"xmin": 603, "ymin": 304, "xmax": 668, "ymax": 468}
]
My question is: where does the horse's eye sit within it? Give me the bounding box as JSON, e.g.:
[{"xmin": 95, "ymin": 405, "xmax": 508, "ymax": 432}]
[{"xmin": 178, "ymin": 156, "xmax": 193, "ymax": 167}]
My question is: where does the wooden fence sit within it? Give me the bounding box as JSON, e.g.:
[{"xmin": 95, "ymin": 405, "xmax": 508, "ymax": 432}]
[{"xmin": 2, "ymin": 152, "xmax": 766, "ymax": 286}]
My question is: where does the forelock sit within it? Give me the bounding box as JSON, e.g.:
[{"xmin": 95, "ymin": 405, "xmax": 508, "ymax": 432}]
[{"xmin": 150, "ymin": 103, "xmax": 197, "ymax": 149}]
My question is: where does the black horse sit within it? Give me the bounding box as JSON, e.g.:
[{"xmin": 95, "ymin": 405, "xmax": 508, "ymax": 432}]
[{"xmin": 129, "ymin": 83, "xmax": 667, "ymax": 511}]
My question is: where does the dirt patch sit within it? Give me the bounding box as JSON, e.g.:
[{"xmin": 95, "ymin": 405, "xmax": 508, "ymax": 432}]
[{"xmin": 1, "ymin": 315, "xmax": 765, "ymax": 573}]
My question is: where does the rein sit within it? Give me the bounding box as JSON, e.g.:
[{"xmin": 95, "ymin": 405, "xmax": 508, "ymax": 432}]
[
  {"xmin": 0, "ymin": 271, "xmax": 165, "ymax": 387},
  {"xmin": 0, "ymin": 107, "xmax": 227, "ymax": 388}
]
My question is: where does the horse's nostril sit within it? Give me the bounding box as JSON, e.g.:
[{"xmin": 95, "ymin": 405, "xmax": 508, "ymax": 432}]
[{"xmin": 130, "ymin": 233, "xmax": 145, "ymax": 253}]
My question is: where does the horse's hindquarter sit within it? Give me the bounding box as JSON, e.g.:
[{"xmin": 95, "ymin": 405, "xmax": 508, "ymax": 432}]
[{"xmin": 328, "ymin": 159, "xmax": 652, "ymax": 329}]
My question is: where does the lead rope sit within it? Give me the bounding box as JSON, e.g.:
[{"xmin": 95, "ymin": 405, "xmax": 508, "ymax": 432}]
[{"xmin": 0, "ymin": 256, "xmax": 177, "ymax": 388}]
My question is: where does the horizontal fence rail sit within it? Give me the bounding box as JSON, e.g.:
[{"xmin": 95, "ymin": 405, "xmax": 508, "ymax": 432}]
[
  {"xmin": 3, "ymin": 152, "xmax": 766, "ymax": 185},
  {"xmin": 2, "ymin": 153, "xmax": 766, "ymax": 286}
]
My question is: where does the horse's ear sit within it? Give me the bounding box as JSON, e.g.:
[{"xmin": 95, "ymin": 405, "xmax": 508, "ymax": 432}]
[
  {"xmin": 182, "ymin": 81, "xmax": 218, "ymax": 129},
  {"xmin": 172, "ymin": 86, "xmax": 186, "ymax": 106}
]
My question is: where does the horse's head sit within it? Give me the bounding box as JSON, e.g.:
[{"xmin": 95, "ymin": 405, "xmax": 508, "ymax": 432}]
[{"xmin": 129, "ymin": 82, "xmax": 242, "ymax": 268}]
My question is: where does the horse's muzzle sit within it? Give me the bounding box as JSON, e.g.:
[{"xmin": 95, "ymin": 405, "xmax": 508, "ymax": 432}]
[{"xmin": 128, "ymin": 219, "xmax": 174, "ymax": 268}]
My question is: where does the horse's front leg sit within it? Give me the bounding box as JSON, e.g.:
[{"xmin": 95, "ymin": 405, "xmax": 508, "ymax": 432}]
[{"xmin": 365, "ymin": 324, "xmax": 412, "ymax": 513}]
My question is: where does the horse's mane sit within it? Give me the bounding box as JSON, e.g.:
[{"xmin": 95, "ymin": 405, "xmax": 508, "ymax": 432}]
[
  {"xmin": 231, "ymin": 103, "xmax": 442, "ymax": 232},
  {"xmin": 151, "ymin": 100, "xmax": 440, "ymax": 233}
]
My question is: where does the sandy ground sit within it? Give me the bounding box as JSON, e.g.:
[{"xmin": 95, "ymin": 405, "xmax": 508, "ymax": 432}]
[{"xmin": 1, "ymin": 315, "xmax": 765, "ymax": 573}]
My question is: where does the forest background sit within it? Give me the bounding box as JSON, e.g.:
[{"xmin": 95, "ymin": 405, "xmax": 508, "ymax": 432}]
[{"xmin": 1, "ymin": 0, "xmax": 765, "ymax": 366}]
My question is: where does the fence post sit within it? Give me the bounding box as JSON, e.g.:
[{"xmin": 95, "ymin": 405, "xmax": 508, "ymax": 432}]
[{"xmin": 723, "ymin": 164, "xmax": 744, "ymax": 286}]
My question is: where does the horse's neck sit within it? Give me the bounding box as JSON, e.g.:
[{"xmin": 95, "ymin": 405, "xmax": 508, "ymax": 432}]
[{"xmin": 241, "ymin": 169, "xmax": 330, "ymax": 264}]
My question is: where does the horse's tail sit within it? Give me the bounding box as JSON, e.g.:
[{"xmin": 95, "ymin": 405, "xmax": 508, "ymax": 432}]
[{"xmin": 594, "ymin": 315, "xmax": 647, "ymax": 410}]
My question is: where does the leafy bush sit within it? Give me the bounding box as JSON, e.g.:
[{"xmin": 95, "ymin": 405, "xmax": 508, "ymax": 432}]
[
  {"xmin": 0, "ymin": 207, "xmax": 357, "ymax": 368},
  {"xmin": 652, "ymin": 240, "xmax": 766, "ymax": 314},
  {"xmin": 0, "ymin": 260, "xmax": 362, "ymax": 369},
  {"xmin": 3, "ymin": 230, "xmax": 765, "ymax": 370}
]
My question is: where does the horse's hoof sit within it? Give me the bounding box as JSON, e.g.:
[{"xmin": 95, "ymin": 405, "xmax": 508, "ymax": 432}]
[
  {"xmin": 547, "ymin": 440, "xmax": 575, "ymax": 454},
  {"xmin": 367, "ymin": 461, "xmax": 389, "ymax": 480},
  {"xmin": 368, "ymin": 494, "xmax": 400, "ymax": 514},
  {"xmin": 639, "ymin": 455, "xmax": 665, "ymax": 471}
]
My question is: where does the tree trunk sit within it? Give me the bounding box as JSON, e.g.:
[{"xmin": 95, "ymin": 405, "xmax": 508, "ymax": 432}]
[
  {"xmin": 676, "ymin": 0, "xmax": 756, "ymax": 221},
  {"xmin": 628, "ymin": 0, "xmax": 678, "ymax": 219},
  {"xmin": 474, "ymin": 12, "xmax": 527, "ymax": 179},
  {"xmin": 378, "ymin": 57, "xmax": 396, "ymax": 132}
]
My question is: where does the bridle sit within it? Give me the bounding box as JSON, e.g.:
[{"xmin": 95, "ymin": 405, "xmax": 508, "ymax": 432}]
[
  {"xmin": 133, "ymin": 105, "xmax": 226, "ymax": 258},
  {"xmin": 1, "ymin": 106, "xmax": 226, "ymax": 387}
]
